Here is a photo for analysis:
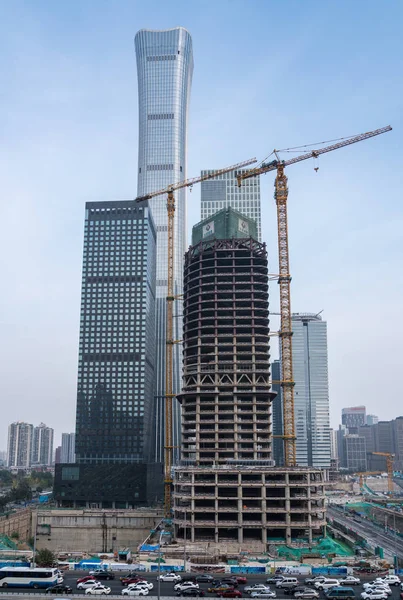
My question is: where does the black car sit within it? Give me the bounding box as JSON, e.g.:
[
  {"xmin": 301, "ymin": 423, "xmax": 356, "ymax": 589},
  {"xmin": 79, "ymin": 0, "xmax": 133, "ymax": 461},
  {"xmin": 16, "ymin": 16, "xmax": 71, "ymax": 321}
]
[
  {"xmin": 92, "ymin": 572, "xmax": 115, "ymax": 581},
  {"xmin": 196, "ymin": 575, "xmax": 215, "ymax": 583},
  {"xmin": 177, "ymin": 590, "xmax": 205, "ymax": 597},
  {"xmin": 45, "ymin": 584, "xmax": 73, "ymax": 594},
  {"xmin": 221, "ymin": 579, "xmax": 238, "ymax": 588},
  {"xmin": 284, "ymin": 586, "xmax": 307, "ymax": 596}
]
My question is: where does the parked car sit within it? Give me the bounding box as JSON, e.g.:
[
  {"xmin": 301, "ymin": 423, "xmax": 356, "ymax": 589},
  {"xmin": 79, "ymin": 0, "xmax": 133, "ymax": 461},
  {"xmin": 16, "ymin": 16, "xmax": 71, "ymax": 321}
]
[
  {"xmin": 294, "ymin": 591, "xmax": 320, "ymax": 599},
  {"xmin": 363, "ymin": 584, "xmax": 391, "ymax": 593},
  {"xmin": 89, "ymin": 571, "xmax": 115, "ymax": 581},
  {"xmin": 78, "ymin": 581, "xmax": 101, "ymax": 590},
  {"xmin": 221, "ymin": 578, "xmax": 239, "ymax": 588},
  {"xmin": 158, "ymin": 573, "xmax": 182, "ymax": 582},
  {"xmin": 250, "ymin": 593, "xmax": 277, "ymax": 599},
  {"xmin": 364, "ymin": 589, "xmax": 391, "ymax": 598},
  {"xmin": 45, "ymin": 584, "xmax": 73, "ymax": 595},
  {"xmin": 217, "ymin": 592, "xmax": 243, "ymax": 599},
  {"xmin": 195, "ymin": 575, "xmax": 215, "ymax": 583},
  {"xmin": 305, "ymin": 577, "xmax": 327, "ymax": 586},
  {"xmin": 360, "ymin": 592, "xmax": 388, "ymax": 600},
  {"xmin": 375, "ymin": 577, "xmax": 401, "ymax": 587},
  {"xmin": 340, "ymin": 577, "xmax": 360, "ymax": 586},
  {"xmin": 208, "ymin": 585, "xmax": 236, "ymax": 594},
  {"xmin": 85, "ymin": 585, "xmax": 112, "ymax": 596},
  {"xmin": 127, "ymin": 582, "xmax": 153, "ymax": 591},
  {"xmin": 177, "ymin": 590, "xmax": 205, "ymax": 597},
  {"xmin": 277, "ymin": 578, "xmax": 299, "ymax": 590},
  {"xmin": 325, "ymin": 588, "xmax": 356, "ymax": 600},
  {"xmin": 314, "ymin": 579, "xmax": 340, "ymax": 591},
  {"xmin": 121, "ymin": 578, "xmax": 146, "ymax": 587},
  {"xmin": 284, "ymin": 586, "xmax": 307, "ymax": 596},
  {"xmin": 235, "ymin": 577, "xmax": 247, "ymax": 584},
  {"xmin": 77, "ymin": 576, "xmax": 96, "ymax": 585},
  {"xmin": 266, "ymin": 576, "xmax": 285, "ymax": 585}
]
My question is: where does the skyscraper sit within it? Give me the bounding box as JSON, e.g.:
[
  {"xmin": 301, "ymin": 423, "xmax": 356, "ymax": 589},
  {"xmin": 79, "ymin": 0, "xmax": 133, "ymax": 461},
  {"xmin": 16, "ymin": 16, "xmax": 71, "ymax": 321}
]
[
  {"xmin": 61, "ymin": 433, "xmax": 76, "ymax": 464},
  {"xmin": 135, "ymin": 28, "xmax": 194, "ymax": 463},
  {"xmin": 291, "ymin": 313, "xmax": 331, "ymax": 468},
  {"xmin": 32, "ymin": 423, "xmax": 54, "ymax": 466},
  {"xmin": 7, "ymin": 422, "xmax": 34, "ymax": 468},
  {"xmin": 367, "ymin": 414, "xmax": 379, "ymax": 426},
  {"xmin": 271, "ymin": 359, "xmax": 284, "ymax": 466},
  {"xmin": 342, "ymin": 406, "xmax": 366, "ymax": 434},
  {"xmin": 200, "ymin": 170, "xmax": 262, "ymax": 240},
  {"xmin": 54, "ymin": 200, "xmax": 163, "ymax": 508}
]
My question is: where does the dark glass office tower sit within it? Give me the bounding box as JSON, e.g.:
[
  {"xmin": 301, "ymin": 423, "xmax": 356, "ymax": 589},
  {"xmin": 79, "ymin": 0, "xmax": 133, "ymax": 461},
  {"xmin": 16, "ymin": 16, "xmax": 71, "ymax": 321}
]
[{"xmin": 54, "ymin": 200, "xmax": 163, "ymax": 508}]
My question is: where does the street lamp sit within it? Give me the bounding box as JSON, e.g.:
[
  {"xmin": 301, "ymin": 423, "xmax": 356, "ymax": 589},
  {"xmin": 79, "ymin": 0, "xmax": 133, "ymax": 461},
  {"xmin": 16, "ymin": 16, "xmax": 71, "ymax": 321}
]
[{"xmin": 157, "ymin": 530, "xmax": 164, "ymax": 600}]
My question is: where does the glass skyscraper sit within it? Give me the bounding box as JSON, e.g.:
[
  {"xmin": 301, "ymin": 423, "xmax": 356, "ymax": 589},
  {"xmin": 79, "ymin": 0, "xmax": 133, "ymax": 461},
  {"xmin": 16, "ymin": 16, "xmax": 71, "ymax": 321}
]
[
  {"xmin": 200, "ymin": 169, "xmax": 262, "ymax": 241},
  {"xmin": 291, "ymin": 313, "xmax": 331, "ymax": 468},
  {"xmin": 135, "ymin": 28, "xmax": 194, "ymax": 463},
  {"xmin": 75, "ymin": 200, "xmax": 156, "ymax": 465}
]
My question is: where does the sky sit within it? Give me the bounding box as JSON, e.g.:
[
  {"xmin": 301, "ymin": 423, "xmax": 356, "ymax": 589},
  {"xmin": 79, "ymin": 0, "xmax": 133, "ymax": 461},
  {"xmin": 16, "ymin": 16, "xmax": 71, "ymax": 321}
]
[{"xmin": 0, "ymin": 0, "xmax": 402, "ymax": 449}]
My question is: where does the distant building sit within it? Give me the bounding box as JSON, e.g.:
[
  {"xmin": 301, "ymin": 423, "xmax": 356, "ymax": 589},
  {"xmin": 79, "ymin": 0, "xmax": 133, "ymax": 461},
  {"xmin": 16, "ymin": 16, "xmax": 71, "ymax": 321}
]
[
  {"xmin": 291, "ymin": 313, "xmax": 331, "ymax": 468},
  {"xmin": 271, "ymin": 360, "xmax": 284, "ymax": 466},
  {"xmin": 61, "ymin": 433, "xmax": 75, "ymax": 464},
  {"xmin": 201, "ymin": 169, "xmax": 262, "ymax": 241},
  {"xmin": 336, "ymin": 424, "xmax": 348, "ymax": 468},
  {"xmin": 55, "ymin": 446, "xmax": 62, "ymax": 464},
  {"xmin": 330, "ymin": 428, "xmax": 338, "ymax": 460},
  {"xmin": 32, "ymin": 423, "xmax": 54, "ymax": 466},
  {"xmin": 367, "ymin": 414, "xmax": 379, "ymax": 426},
  {"xmin": 358, "ymin": 424, "xmax": 376, "ymax": 454},
  {"xmin": 7, "ymin": 422, "xmax": 34, "ymax": 468},
  {"xmin": 342, "ymin": 406, "xmax": 366, "ymax": 434},
  {"xmin": 343, "ymin": 435, "xmax": 367, "ymax": 471}
]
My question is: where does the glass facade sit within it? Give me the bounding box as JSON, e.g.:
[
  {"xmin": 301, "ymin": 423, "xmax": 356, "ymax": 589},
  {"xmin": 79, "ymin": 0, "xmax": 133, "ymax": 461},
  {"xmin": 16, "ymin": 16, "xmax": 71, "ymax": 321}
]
[
  {"xmin": 135, "ymin": 28, "xmax": 194, "ymax": 463},
  {"xmin": 291, "ymin": 313, "xmax": 331, "ymax": 468},
  {"xmin": 271, "ymin": 359, "xmax": 284, "ymax": 466},
  {"xmin": 201, "ymin": 169, "xmax": 262, "ymax": 241},
  {"xmin": 75, "ymin": 200, "xmax": 156, "ymax": 465}
]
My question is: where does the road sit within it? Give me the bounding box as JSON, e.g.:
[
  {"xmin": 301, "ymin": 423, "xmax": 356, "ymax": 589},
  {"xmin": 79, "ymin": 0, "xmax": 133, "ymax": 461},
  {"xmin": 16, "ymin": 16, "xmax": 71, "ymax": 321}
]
[
  {"xmin": 328, "ymin": 506, "xmax": 403, "ymax": 559},
  {"xmin": 0, "ymin": 570, "xmax": 398, "ymax": 599}
]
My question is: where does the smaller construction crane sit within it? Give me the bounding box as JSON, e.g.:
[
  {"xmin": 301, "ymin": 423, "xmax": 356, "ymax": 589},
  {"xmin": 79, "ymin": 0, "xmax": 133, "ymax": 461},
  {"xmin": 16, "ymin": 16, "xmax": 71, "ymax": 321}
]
[
  {"xmin": 356, "ymin": 471, "xmax": 385, "ymax": 491},
  {"xmin": 371, "ymin": 452, "xmax": 395, "ymax": 494},
  {"xmin": 136, "ymin": 157, "xmax": 257, "ymax": 517}
]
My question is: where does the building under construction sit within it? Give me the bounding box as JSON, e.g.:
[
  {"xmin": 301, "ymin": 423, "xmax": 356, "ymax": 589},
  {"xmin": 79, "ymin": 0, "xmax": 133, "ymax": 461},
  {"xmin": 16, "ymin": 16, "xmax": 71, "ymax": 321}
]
[{"xmin": 173, "ymin": 208, "xmax": 326, "ymax": 548}]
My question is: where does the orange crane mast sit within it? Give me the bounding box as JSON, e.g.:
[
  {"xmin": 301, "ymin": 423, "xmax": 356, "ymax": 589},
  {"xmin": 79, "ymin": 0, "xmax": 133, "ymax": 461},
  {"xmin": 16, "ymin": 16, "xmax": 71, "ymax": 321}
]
[
  {"xmin": 371, "ymin": 452, "xmax": 395, "ymax": 494},
  {"xmin": 136, "ymin": 157, "xmax": 257, "ymax": 516},
  {"xmin": 237, "ymin": 125, "xmax": 392, "ymax": 467}
]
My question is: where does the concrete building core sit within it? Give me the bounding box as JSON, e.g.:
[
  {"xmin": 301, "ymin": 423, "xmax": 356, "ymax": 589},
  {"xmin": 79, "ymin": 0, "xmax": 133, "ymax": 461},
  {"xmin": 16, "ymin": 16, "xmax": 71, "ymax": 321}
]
[{"xmin": 173, "ymin": 215, "xmax": 326, "ymax": 549}]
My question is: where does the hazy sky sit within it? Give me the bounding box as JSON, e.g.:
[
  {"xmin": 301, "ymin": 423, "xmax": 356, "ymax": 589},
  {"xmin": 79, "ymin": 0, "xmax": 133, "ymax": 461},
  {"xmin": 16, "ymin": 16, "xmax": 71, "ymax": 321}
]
[{"xmin": 0, "ymin": 0, "xmax": 402, "ymax": 449}]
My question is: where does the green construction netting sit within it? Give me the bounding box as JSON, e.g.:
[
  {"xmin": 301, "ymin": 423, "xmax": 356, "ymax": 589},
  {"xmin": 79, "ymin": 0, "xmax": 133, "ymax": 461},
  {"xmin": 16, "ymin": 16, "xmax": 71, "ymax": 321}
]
[
  {"xmin": 274, "ymin": 537, "xmax": 353, "ymax": 559},
  {"xmin": 0, "ymin": 535, "xmax": 18, "ymax": 551}
]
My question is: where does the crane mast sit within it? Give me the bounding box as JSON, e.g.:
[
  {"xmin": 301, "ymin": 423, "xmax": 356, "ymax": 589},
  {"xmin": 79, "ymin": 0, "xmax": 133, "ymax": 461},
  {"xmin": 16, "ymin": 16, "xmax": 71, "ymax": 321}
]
[
  {"xmin": 238, "ymin": 125, "xmax": 392, "ymax": 467},
  {"xmin": 136, "ymin": 157, "xmax": 257, "ymax": 517}
]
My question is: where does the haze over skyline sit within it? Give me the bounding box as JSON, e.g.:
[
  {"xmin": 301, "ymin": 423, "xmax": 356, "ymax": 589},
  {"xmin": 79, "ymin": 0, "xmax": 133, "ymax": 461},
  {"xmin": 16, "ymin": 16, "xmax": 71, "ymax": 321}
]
[{"xmin": 0, "ymin": 0, "xmax": 402, "ymax": 449}]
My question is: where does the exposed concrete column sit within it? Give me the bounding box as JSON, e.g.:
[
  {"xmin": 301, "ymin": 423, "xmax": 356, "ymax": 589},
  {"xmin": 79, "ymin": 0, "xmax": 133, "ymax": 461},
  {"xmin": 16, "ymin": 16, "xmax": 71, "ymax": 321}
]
[
  {"xmin": 261, "ymin": 473, "xmax": 267, "ymax": 545},
  {"xmin": 285, "ymin": 472, "xmax": 291, "ymax": 545}
]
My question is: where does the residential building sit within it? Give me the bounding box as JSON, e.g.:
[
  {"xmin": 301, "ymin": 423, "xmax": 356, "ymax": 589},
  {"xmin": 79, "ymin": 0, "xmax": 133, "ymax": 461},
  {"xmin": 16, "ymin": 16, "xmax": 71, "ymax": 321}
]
[
  {"xmin": 343, "ymin": 435, "xmax": 367, "ymax": 471},
  {"xmin": 7, "ymin": 422, "xmax": 34, "ymax": 468},
  {"xmin": 271, "ymin": 359, "xmax": 284, "ymax": 466},
  {"xmin": 291, "ymin": 313, "xmax": 331, "ymax": 468},
  {"xmin": 200, "ymin": 169, "xmax": 261, "ymax": 240},
  {"xmin": 135, "ymin": 27, "xmax": 194, "ymax": 463},
  {"xmin": 54, "ymin": 200, "xmax": 163, "ymax": 508},
  {"xmin": 61, "ymin": 433, "xmax": 76, "ymax": 464},
  {"xmin": 342, "ymin": 406, "xmax": 366, "ymax": 434},
  {"xmin": 367, "ymin": 414, "xmax": 379, "ymax": 426},
  {"xmin": 32, "ymin": 423, "xmax": 54, "ymax": 466},
  {"xmin": 55, "ymin": 446, "xmax": 61, "ymax": 464},
  {"xmin": 173, "ymin": 209, "xmax": 326, "ymax": 548}
]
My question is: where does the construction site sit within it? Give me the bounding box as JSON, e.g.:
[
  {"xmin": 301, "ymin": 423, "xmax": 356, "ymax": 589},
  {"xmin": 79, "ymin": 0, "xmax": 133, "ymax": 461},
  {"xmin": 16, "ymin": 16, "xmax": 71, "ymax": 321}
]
[{"xmin": 135, "ymin": 125, "xmax": 393, "ymax": 554}]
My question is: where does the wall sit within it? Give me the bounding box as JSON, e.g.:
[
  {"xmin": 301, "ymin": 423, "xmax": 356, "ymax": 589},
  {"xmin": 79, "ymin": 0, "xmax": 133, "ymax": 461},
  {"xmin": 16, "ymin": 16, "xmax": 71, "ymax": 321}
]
[
  {"xmin": 33, "ymin": 508, "xmax": 162, "ymax": 553},
  {"xmin": 0, "ymin": 508, "xmax": 32, "ymax": 541}
]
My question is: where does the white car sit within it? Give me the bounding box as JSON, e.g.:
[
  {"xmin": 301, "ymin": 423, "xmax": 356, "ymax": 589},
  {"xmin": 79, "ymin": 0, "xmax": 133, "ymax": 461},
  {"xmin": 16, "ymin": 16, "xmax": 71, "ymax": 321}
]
[
  {"xmin": 363, "ymin": 583, "xmax": 391, "ymax": 592},
  {"xmin": 158, "ymin": 573, "xmax": 182, "ymax": 582},
  {"xmin": 85, "ymin": 585, "xmax": 112, "ymax": 595},
  {"xmin": 250, "ymin": 593, "xmax": 276, "ymax": 599},
  {"xmin": 314, "ymin": 579, "xmax": 340, "ymax": 591},
  {"xmin": 360, "ymin": 592, "xmax": 388, "ymax": 600},
  {"xmin": 126, "ymin": 582, "xmax": 153, "ymax": 591},
  {"xmin": 341, "ymin": 577, "xmax": 360, "ymax": 586},
  {"xmin": 245, "ymin": 584, "xmax": 272, "ymax": 594},
  {"xmin": 367, "ymin": 588, "xmax": 392, "ymax": 597},
  {"xmin": 375, "ymin": 576, "xmax": 401, "ymax": 587},
  {"xmin": 122, "ymin": 588, "xmax": 149, "ymax": 597},
  {"xmin": 174, "ymin": 582, "xmax": 200, "ymax": 592},
  {"xmin": 78, "ymin": 581, "xmax": 101, "ymax": 590}
]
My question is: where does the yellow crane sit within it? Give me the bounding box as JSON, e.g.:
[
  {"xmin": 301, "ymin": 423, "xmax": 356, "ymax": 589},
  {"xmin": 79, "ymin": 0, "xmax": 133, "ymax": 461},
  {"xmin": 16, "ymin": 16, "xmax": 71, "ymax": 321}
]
[
  {"xmin": 136, "ymin": 157, "xmax": 257, "ymax": 517},
  {"xmin": 371, "ymin": 452, "xmax": 395, "ymax": 494},
  {"xmin": 355, "ymin": 471, "xmax": 384, "ymax": 490},
  {"xmin": 237, "ymin": 125, "xmax": 392, "ymax": 467}
]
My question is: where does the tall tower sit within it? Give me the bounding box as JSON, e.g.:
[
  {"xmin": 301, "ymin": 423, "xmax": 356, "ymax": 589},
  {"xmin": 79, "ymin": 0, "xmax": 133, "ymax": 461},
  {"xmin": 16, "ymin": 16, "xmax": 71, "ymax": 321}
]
[
  {"xmin": 291, "ymin": 313, "xmax": 331, "ymax": 468},
  {"xmin": 7, "ymin": 422, "xmax": 34, "ymax": 468},
  {"xmin": 201, "ymin": 170, "xmax": 262, "ymax": 240},
  {"xmin": 173, "ymin": 209, "xmax": 326, "ymax": 549},
  {"xmin": 32, "ymin": 423, "xmax": 54, "ymax": 466},
  {"xmin": 135, "ymin": 28, "xmax": 194, "ymax": 463}
]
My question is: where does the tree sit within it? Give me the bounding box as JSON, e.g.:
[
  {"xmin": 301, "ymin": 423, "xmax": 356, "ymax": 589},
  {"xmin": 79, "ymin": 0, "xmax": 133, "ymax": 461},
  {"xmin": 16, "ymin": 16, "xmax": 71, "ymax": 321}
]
[
  {"xmin": 12, "ymin": 479, "xmax": 32, "ymax": 502},
  {"xmin": 35, "ymin": 548, "xmax": 56, "ymax": 567}
]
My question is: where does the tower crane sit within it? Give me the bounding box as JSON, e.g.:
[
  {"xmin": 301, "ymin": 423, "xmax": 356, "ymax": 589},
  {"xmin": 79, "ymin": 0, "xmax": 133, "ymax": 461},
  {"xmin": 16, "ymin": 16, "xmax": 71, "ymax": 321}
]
[
  {"xmin": 370, "ymin": 452, "xmax": 395, "ymax": 494},
  {"xmin": 237, "ymin": 125, "xmax": 392, "ymax": 467},
  {"xmin": 136, "ymin": 157, "xmax": 257, "ymax": 517}
]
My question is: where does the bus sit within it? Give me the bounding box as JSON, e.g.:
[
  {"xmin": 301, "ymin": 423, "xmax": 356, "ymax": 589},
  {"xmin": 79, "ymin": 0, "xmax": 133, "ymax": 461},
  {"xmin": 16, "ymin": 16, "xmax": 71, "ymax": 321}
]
[{"xmin": 0, "ymin": 567, "xmax": 60, "ymax": 589}]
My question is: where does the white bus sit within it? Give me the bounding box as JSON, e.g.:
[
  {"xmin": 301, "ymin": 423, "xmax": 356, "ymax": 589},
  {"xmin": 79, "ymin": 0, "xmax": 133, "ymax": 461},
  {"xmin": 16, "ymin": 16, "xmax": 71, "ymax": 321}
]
[{"xmin": 0, "ymin": 567, "xmax": 60, "ymax": 589}]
